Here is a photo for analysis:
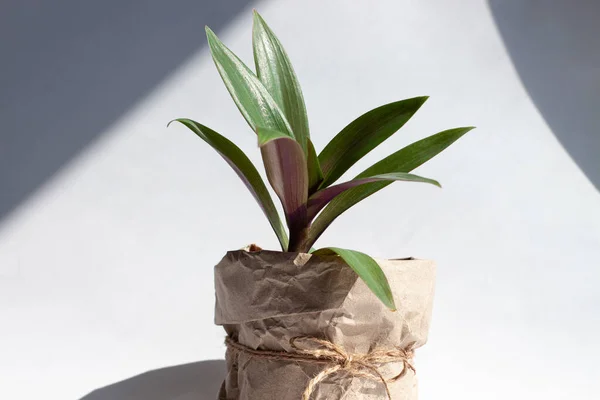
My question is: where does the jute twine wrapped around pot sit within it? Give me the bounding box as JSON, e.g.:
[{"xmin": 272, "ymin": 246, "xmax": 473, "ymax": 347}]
[{"xmin": 215, "ymin": 248, "xmax": 435, "ymax": 400}]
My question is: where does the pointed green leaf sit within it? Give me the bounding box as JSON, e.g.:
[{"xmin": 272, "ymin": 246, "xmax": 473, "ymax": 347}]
[
  {"xmin": 307, "ymin": 172, "xmax": 440, "ymax": 220},
  {"xmin": 318, "ymin": 97, "xmax": 428, "ymax": 188},
  {"xmin": 169, "ymin": 119, "xmax": 288, "ymax": 250},
  {"xmin": 252, "ymin": 12, "xmax": 322, "ymax": 195},
  {"xmin": 205, "ymin": 27, "xmax": 293, "ymax": 137},
  {"xmin": 358, "ymin": 127, "xmax": 476, "ymax": 178},
  {"xmin": 308, "ymin": 127, "xmax": 475, "ymax": 246},
  {"xmin": 252, "ymin": 11, "xmax": 310, "ymax": 154},
  {"xmin": 313, "ymin": 247, "xmax": 395, "ymax": 310},
  {"xmin": 257, "ymin": 128, "xmax": 308, "ymax": 232}
]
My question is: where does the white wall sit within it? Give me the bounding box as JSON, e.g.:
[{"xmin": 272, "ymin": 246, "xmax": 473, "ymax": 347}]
[{"xmin": 1, "ymin": 1, "xmax": 599, "ymax": 399}]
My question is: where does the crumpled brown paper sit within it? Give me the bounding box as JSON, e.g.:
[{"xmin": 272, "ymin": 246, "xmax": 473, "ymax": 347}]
[{"xmin": 214, "ymin": 248, "xmax": 435, "ymax": 400}]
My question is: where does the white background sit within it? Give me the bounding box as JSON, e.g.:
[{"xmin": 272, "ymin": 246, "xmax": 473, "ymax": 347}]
[{"xmin": 1, "ymin": 0, "xmax": 599, "ymax": 399}]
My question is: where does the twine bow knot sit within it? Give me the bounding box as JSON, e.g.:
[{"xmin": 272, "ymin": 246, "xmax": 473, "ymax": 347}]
[
  {"xmin": 224, "ymin": 336, "xmax": 415, "ymax": 400},
  {"xmin": 290, "ymin": 336, "xmax": 415, "ymax": 400}
]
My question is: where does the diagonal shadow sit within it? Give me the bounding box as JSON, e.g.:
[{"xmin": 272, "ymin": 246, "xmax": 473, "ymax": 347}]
[
  {"xmin": 488, "ymin": 0, "xmax": 600, "ymax": 191},
  {"xmin": 0, "ymin": 0, "xmax": 252, "ymax": 222},
  {"xmin": 80, "ymin": 360, "xmax": 226, "ymax": 400}
]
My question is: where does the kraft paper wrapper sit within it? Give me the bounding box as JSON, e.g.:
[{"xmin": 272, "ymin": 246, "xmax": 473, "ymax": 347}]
[{"xmin": 214, "ymin": 249, "xmax": 435, "ymax": 400}]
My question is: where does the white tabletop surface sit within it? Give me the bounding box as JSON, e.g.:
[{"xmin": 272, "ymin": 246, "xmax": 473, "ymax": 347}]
[{"xmin": 1, "ymin": 0, "xmax": 599, "ymax": 399}]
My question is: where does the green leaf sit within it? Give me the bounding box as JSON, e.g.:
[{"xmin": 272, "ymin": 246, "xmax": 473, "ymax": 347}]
[
  {"xmin": 205, "ymin": 27, "xmax": 293, "ymax": 137},
  {"xmin": 308, "ymin": 127, "xmax": 475, "ymax": 246},
  {"xmin": 307, "ymin": 172, "xmax": 440, "ymax": 220},
  {"xmin": 358, "ymin": 127, "xmax": 476, "ymax": 178},
  {"xmin": 313, "ymin": 247, "xmax": 395, "ymax": 310},
  {"xmin": 318, "ymin": 97, "xmax": 428, "ymax": 188},
  {"xmin": 252, "ymin": 11, "xmax": 310, "ymax": 154},
  {"xmin": 252, "ymin": 12, "xmax": 323, "ymax": 194},
  {"xmin": 257, "ymin": 128, "xmax": 308, "ymax": 232},
  {"xmin": 169, "ymin": 119, "xmax": 288, "ymax": 250}
]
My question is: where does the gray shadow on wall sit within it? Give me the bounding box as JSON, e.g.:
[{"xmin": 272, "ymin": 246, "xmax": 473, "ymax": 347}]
[
  {"xmin": 488, "ymin": 0, "xmax": 600, "ymax": 190},
  {"xmin": 80, "ymin": 360, "xmax": 226, "ymax": 400},
  {"xmin": 0, "ymin": 0, "xmax": 252, "ymax": 221}
]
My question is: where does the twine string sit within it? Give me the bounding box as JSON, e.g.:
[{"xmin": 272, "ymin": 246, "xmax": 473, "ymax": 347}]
[{"xmin": 225, "ymin": 336, "xmax": 415, "ymax": 400}]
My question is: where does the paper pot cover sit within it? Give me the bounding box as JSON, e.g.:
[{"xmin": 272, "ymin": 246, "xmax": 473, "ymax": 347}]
[{"xmin": 214, "ymin": 249, "xmax": 436, "ymax": 400}]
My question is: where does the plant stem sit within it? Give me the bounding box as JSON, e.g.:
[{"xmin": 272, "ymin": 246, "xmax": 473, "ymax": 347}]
[{"xmin": 287, "ymin": 225, "xmax": 312, "ymax": 253}]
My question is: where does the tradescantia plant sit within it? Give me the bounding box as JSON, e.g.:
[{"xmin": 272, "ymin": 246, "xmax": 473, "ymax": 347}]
[{"xmin": 170, "ymin": 11, "xmax": 474, "ymax": 311}]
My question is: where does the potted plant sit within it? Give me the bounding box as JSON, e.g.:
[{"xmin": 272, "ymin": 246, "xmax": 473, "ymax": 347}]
[{"xmin": 170, "ymin": 11, "xmax": 473, "ymax": 400}]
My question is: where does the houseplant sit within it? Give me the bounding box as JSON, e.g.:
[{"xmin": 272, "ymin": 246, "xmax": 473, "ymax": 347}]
[{"xmin": 170, "ymin": 11, "xmax": 473, "ymax": 400}]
